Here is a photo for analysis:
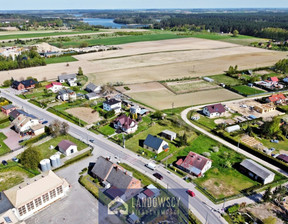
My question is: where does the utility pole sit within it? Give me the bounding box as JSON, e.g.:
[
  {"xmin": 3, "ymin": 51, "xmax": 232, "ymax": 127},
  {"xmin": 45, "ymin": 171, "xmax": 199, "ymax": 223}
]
[{"xmin": 122, "ymin": 133, "xmax": 125, "ymax": 148}]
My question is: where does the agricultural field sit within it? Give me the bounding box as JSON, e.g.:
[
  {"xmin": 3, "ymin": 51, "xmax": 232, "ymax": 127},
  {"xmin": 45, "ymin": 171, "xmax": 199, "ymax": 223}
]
[
  {"xmin": 231, "ymin": 85, "xmax": 266, "ymax": 96},
  {"xmin": 45, "ymin": 55, "xmax": 78, "ymax": 64}
]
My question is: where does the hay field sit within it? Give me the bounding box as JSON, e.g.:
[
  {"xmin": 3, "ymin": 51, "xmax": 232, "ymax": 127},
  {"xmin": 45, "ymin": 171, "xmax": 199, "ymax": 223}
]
[
  {"xmin": 166, "ymin": 80, "xmax": 219, "ymax": 93},
  {"xmin": 0, "ymin": 38, "xmax": 286, "ymax": 85}
]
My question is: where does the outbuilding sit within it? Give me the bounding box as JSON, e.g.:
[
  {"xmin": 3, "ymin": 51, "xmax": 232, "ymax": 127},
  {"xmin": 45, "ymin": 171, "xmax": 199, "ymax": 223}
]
[
  {"xmin": 161, "ymin": 130, "xmax": 177, "ymax": 141},
  {"xmin": 57, "ymin": 140, "xmax": 78, "ymax": 156},
  {"xmin": 225, "ymin": 125, "xmax": 240, "ymax": 133}
]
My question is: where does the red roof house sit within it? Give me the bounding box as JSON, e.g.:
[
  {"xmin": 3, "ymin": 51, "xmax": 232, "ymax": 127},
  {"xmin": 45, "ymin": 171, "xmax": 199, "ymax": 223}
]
[
  {"xmin": 268, "ymin": 77, "xmax": 279, "ymax": 82},
  {"xmin": 113, "ymin": 114, "xmax": 138, "ymax": 134},
  {"xmin": 203, "ymin": 103, "xmax": 226, "ymax": 118},
  {"xmin": 267, "ymin": 93, "xmax": 286, "ymax": 104},
  {"xmin": 176, "ymin": 152, "xmax": 212, "ymax": 177},
  {"xmin": 45, "ymin": 82, "xmax": 63, "ymax": 93}
]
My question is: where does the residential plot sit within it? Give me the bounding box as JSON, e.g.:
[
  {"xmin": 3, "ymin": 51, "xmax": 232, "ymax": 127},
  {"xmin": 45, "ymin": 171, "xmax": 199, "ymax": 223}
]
[{"xmin": 65, "ymin": 107, "xmax": 101, "ymax": 124}]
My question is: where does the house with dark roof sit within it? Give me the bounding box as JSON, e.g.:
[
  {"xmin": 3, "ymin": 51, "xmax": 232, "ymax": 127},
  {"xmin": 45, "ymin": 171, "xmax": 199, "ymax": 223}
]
[
  {"xmin": 113, "ymin": 114, "xmax": 138, "ymax": 134},
  {"xmin": 45, "ymin": 82, "xmax": 63, "ymax": 93},
  {"xmin": 239, "ymin": 159, "xmax": 275, "ymax": 184},
  {"xmin": 85, "ymin": 82, "xmax": 101, "ymax": 93},
  {"xmin": 203, "ymin": 103, "xmax": 226, "ymax": 118},
  {"xmin": 103, "ymin": 98, "xmax": 121, "ymax": 114},
  {"xmin": 1, "ymin": 104, "xmax": 16, "ymax": 115},
  {"xmin": 176, "ymin": 151, "xmax": 212, "ymax": 177},
  {"xmin": 276, "ymin": 154, "xmax": 288, "ymax": 163},
  {"xmin": 9, "ymin": 109, "xmax": 37, "ymax": 121},
  {"xmin": 143, "ymin": 134, "xmax": 169, "ymax": 154},
  {"xmin": 85, "ymin": 92, "xmax": 99, "ymax": 100},
  {"xmin": 12, "ymin": 79, "xmax": 36, "ymax": 90},
  {"xmin": 57, "ymin": 140, "xmax": 77, "ymax": 156},
  {"xmin": 91, "ymin": 156, "xmax": 141, "ymax": 200},
  {"xmin": 266, "ymin": 93, "xmax": 286, "ymax": 104}
]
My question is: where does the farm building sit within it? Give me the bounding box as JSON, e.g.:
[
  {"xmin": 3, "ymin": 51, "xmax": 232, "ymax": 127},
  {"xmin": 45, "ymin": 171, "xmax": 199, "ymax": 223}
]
[
  {"xmin": 143, "ymin": 134, "xmax": 169, "ymax": 154},
  {"xmin": 103, "ymin": 98, "xmax": 121, "ymax": 114},
  {"xmin": 85, "ymin": 92, "xmax": 99, "ymax": 100},
  {"xmin": 203, "ymin": 104, "xmax": 226, "ymax": 118},
  {"xmin": 176, "ymin": 151, "xmax": 212, "ymax": 177},
  {"xmin": 85, "ymin": 82, "xmax": 102, "ymax": 93},
  {"xmin": 161, "ymin": 130, "xmax": 177, "ymax": 141},
  {"xmin": 57, "ymin": 140, "xmax": 78, "ymax": 156},
  {"xmin": 254, "ymin": 103, "xmax": 276, "ymax": 114},
  {"xmin": 45, "ymin": 82, "xmax": 63, "ymax": 93},
  {"xmin": 113, "ymin": 114, "xmax": 138, "ymax": 134},
  {"xmin": 3, "ymin": 170, "xmax": 69, "ymax": 220},
  {"xmin": 1, "ymin": 104, "xmax": 16, "ymax": 115},
  {"xmin": 91, "ymin": 156, "xmax": 141, "ymax": 200},
  {"xmin": 239, "ymin": 159, "xmax": 275, "ymax": 184},
  {"xmin": 225, "ymin": 125, "xmax": 240, "ymax": 133}
]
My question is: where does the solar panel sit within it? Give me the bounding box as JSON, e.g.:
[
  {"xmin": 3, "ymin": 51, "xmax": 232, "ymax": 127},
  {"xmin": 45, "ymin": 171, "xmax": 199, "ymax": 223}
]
[{"xmin": 4, "ymin": 217, "xmax": 12, "ymax": 223}]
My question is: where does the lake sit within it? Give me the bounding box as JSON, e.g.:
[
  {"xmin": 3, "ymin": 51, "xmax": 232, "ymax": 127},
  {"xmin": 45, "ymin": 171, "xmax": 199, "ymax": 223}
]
[{"xmin": 83, "ymin": 18, "xmax": 124, "ymax": 29}]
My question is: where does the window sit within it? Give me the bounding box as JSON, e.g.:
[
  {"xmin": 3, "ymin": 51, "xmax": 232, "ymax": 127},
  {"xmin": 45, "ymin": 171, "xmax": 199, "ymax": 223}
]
[
  {"xmin": 18, "ymin": 205, "xmax": 27, "ymax": 216},
  {"xmin": 34, "ymin": 197, "xmax": 42, "ymax": 207},
  {"xmin": 42, "ymin": 193, "xmax": 49, "ymax": 203},
  {"xmin": 56, "ymin": 186, "xmax": 63, "ymax": 195},
  {"xmin": 26, "ymin": 201, "xmax": 34, "ymax": 212},
  {"xmin": 49, "ymin": 189, "xmax": 56, "ymax": 199}
]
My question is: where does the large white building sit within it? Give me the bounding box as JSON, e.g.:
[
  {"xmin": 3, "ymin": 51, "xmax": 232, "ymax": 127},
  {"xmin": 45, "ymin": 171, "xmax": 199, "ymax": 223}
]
[
  {"xmin": 4, "ymin": 171, "xmax": 69, "ymax": 220},
  {"xmin": 103, "ymin": 98, "xmax": 121, "ymax": 114}
]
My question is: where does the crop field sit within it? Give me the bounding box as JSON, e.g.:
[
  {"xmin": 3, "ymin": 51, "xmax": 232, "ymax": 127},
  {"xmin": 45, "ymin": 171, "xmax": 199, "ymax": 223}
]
[
  {"xmin": 231, "ymin": 85, "xmax": 266, "ymax": 96},
  {"xmin": 45, "ymin": 56, "xmax": 78, "ymax": 64},
  {"xmin": 209, "ymin": 74, "xmax": 243, "ymax": 86}
]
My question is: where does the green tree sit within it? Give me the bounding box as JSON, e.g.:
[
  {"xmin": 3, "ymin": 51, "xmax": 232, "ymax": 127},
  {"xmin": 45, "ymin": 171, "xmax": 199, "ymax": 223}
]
[
  {"xmin": 78, "ymin": 67, "xmax": 84, "ymax": 76},
  {"xmin": 61, "ymin": 122, "xmax": 70, "ymax": 135},
  {"xmin": 262, "ymin": 187, "xmax": 271, "ymax": 202},
  {"xmin": 153, "ymin": 110, "xmax": 163, "ymax": 120},
  {"xmin": 20, "ymin": 147, "xmax": 41, "ymax": 170},
  {"xmin": 80, "ymin": 42, "xmax": 89, "ymax": 48},
  {"xmin": 2, "ymin": 79, "xmax": 12, "ymax": 87},
  {"xmin": 49, "ymin": 119, "xmax": 61, "ymax": 137},
  {"xmin": 232, "ymin": 29, "xmax": 239, "ymax": 37},
  {"xmin": 262, "ymin": 216, "xmax": 277, "ymax": 224},
  {"xmin": 263, "ymin": 117, "xmax": 281, "ymax": 138}
]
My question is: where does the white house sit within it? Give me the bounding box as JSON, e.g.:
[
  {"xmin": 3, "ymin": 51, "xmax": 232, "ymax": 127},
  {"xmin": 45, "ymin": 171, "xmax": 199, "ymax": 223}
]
[
  {"xmin": 3, "ymin": 170, "xmax": 69, "ymax": 220},
  {"xmin": 58, "ymin": 74, "xmax": 77, "ymax": 86},
  {"xmin": 103, "ymin": 98, "xmax": 122, "ymax": 114},
  {"xmin": 31, "ymin": 124, "xmax": 45, "ymax": 136},
  {"xmin": 203, "ymin": 103, "xmax": 226, "ymax": 118},
  {"xmin": 57, "ymin": 140, "xmax": 78, "ymax": 156},
  {"xmin": 113, "ymin": 114, "xmax": 138, "ymax": 134},
  {"xmin": 12, "ymin": 114, "xmax": 39, "ymax": 134},
  {"xmin": 85, "ymin": 82, "xmax": 102, "ymax": 93},
  {"xmin": 143, "ymin": 134, "xmax": 169, "ymax": 154},
  {"xmin": 57, "ymin": 89, "xmax": 77, "ymax": 101},
  {"xmin": 45, "ymin": 82, "xmax": 63, "ymax": 93},
  {"xmin": 130, "ymin": 105, "xmax": 141, "ymax": 114}
]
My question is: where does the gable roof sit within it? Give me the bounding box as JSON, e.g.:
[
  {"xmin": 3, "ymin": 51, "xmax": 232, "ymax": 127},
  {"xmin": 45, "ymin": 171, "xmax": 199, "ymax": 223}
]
[
  {"xmin": 269, "ymin": 77, "xmax": 279, "ymax": 82},
  {"xmin": 57, "ymin": 140, "xmax": 76, "ymax": 151},
  {"xmin": 91, "ymin": 157, "xmax": 114, "ymax": 180},
  {"xmin": 144, "ymin": 134, "xmax": 165, "ymax": 150},
  {"xmin": 268, "ymin": 94, "xmax": 286, "ymax": 102},
  {"xmin": 85, "ymin": 92, "xmax": 99, "ymax": 98},
  {"xmin": 58, "ymin": 88, "xmax": 75, "ymax": 95},
  {"xmin": 106, "ymin": 167, "xmax": 133, "ymax": 190},
  {"xmin": 58, "ymin": 73, "xmax": 76, "ymax": 81},
  {"xmin": 45, "ymin": 82, "xmax": 62, "ymax": 89},
  {"xmin": 4, "ymin": 171, "xmax": 65, "ymax": 208},
  {"xmin": 2, "ymin": 104, "xmax": 15, "ymax": 110},
  {"xmin": 114, "ymin": 114, "xmax": 137, "ymax": 130},
  {"xmin": 176, "ymin": 151, "xmax": 211, "ymax": 174},
  {"xmin": 85, "ymin": 82, "xmax": 100, "ymax": 92},
  {"xmin": 205, "ymin": 104, "xmax": 225, "ymax": 114},
  {"xmin": 276, "ymin": 154, "xmax": 288, "ymax": 163},
  {"xmin": 240, "ymin": 159, "xmax": 275, "ymax": 180},
  {"xmin": 9, "ymin": 109, "xmax": 37, "ymax": 120},
  {"xmin": 104, "ymin": 98, "xmax": 121, "ymax": 106},
  {"xmin": 21, "ymin": 79, "xmax": 37, "ymax": 87}
]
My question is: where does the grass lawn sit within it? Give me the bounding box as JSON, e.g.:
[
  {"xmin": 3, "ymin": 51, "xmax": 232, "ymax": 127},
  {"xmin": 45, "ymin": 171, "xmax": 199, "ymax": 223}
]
[
  {"xmin": 37, "ymin": 135, "xmax": 88, "ymax": 159},
  {"xmin": 0, "ymin": 164, "xmax": 36, "ymax": 191},
  {"xmin": 0, "ymin": 132, "xmax": 10, "ymax": 156},
  {"xmin": 167, "ymin": 135, "xmax": 260, "ymax": 199},
  {"xmin": 209, "ymin": 74, "xmax": 243, "ymax": 86},
  {"xmin": 98, "ymin": 124, "xmax": 115, "ymax": 136},
  {"xmin": 258, "ymin": 137, "xmax": 288, "ymax": 154},
  {"xmin": 0, "ymin": 120, "xmax": 11, "ymax": 129},
  {"xmin": 231, "ymin": 85, "xmax": 265, "ymax": 96},
  {"xmin": 192, "ymin": 114, "xmax": 218, "ymax": 130},
  {"xmin": 45, "ymin": 55, "xmax": 78, "ymax": 64}
]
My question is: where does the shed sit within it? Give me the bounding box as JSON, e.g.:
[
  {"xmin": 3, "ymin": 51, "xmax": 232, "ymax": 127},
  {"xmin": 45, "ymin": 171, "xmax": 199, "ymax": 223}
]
[
  {"xmin": 161, "ymin": 130, "xmax": 177, "ymax": 141},
  {"xmin": 85, "ymin": 92, "xmax": 99, "ymax": 100},
  {"xmin": 127, "ymin": 213, "xmax": 140, "ymax": 224},
  {"xmin": 203, "ymin": 77, "xmax": 214, "ymax": 82},
  {"xmin": 57, "ymin": 140, "xmax": 78, "ymax": 156},
  {"xmin": 225, "ymin": 125, "xmax": 240, "ymax": 133}
]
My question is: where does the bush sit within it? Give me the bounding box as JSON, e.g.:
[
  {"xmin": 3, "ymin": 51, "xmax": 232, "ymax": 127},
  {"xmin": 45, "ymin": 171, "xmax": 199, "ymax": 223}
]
[
  {"xmin": 104, "ymin": 110, "xmax": 115, "ymax": 119},
  {"xmin": 227, "ymin": 204, "xmax": 240, "ymax": 214},
  {"xmin": 123, "ymin": 86, "xmax": 130, "ymax": 90},
  {"xmin": 202, "ymin": 152, "xmax": 211, "ymax": 157},
  {"xmin": 20, "ymin": 147, "xmax": 41, "ymax": 170},
  {"xmin": 211, "ymin": 146, "xmax": 219, "ymax": 152}
]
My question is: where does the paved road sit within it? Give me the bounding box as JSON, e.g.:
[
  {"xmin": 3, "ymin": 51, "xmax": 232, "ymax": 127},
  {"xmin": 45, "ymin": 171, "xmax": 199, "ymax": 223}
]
[{"xmin": 1, "ymin": 90, "xmax": 225, "ymax": 224}]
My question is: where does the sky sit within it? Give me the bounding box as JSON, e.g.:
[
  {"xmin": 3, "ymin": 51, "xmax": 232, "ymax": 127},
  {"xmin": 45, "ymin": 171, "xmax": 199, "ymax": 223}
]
[{"xmin": 2, "ymin": 0, "xmax": 288, "ymax": 10}]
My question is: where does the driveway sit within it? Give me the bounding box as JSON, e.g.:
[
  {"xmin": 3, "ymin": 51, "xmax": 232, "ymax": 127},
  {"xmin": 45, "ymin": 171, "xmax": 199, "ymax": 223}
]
[{"xmin": 1, "ymin": 126, "xmax": 21, "ymax": 151}]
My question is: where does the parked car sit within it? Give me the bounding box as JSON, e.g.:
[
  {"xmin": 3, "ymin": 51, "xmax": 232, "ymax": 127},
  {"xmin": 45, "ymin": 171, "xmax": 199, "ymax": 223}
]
[
  {"xmin": 42, "ymin": 121, "xmax": 48, "ymax": 125},
  {"xmin": 153, "ymin": 172, "xmax": 163, "ymax": 180},
  {"xmin": 2, "ymin": 160, "xmax": 8, "ymax": 166},
  {"xmin": 12, "ymin": 157, "xmax": 19, "ymax": 163},
  {"xmin": 89, "ymin": 139, "xmax": 94, "ymax": 143},
  {"xmin": 187, "ymin": 190, "xmax": 195, "ymax": 197}
]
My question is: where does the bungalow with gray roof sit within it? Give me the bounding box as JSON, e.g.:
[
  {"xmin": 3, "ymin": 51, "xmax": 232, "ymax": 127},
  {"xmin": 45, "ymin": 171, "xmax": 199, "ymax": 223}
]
[
  {"xmin": 85, "ymin": 82, "xmax": 102, "ymax": 93},
  {"xmin": 143, "ymin": 134, "xmax": 169, "ymax": 154},
  {"xmin": 58, "ymin": 73, "xmax": 77, "ymax": 86}
]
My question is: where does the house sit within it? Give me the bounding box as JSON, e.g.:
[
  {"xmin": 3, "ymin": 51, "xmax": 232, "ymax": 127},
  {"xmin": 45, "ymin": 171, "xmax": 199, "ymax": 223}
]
[
  {"xmin": 268, "ymin": 77, "xmax": 279, "ymax": 83},
  {"xmin": 57, "ymin": 140, "xmax": 78, "ymax": 156},
  {"xmin": 276, "ymin": 154, "xmax": 288, "ymax": 163},
  {"xmin": 225, "ymin": 125, "xmax": 240, "ymax": 133},
  {"xmin": 103, "ymin": 98, "xmax": 121, "ymax": 114},
  {"xmin": 9, "ymin": 109, "xmax": 37, "ymax": 121},
  {"xmin": 58, "ymin": 73, "xmax": 77, "ymax": 86},
  {"xmin": 30, "ymin": 124, "xmax": 45, "ymax": 136},
  {"xmin": 130, "ymin": 105, "xmax": 141, "ymax": 115},
  {"xmin": 113, "ymin": 114, "xmax": 138, "ymax": 134},
  {"xmin": 143, "ymin": 134, "xmax": 169, "ymax": 154},
  {"xmin": 176, "ymin": 151, "xmax": 212, "ymax": 177},
  {"xmin": 57, "ymin": 89, "xmax": 76, "ymax": 101},
  {"xmin": 3, "ymin": 170, "xmax": 69, "ymax": 220},
  {"xmin": 127, "ymin": 213, "xmax": 140, "ymax": 224},
  {"xmin": 12, "ymin": 114, "xmax": 39, "ymax": 134},
  {"xmin": 12, "ymin": 79, "xmax": 37, "ymax": 90},
  {"xmin": 254, "ymin": 103, "xmax": 276, "ymax": 114},
  {"xmin": 91, "ymin": 156, "xmax": 141, "ymax": 200},
  {"xmin": 45, "ymin": 82, "xmax": 63, "ymax": 93},
  {"xmin": 239, "ymin": 159, "xmax": 275, "ymax": 184},
  {"xmin": 266, "ymin": 94, "xmax": 286, "ymax": 104},
  {"xmin": 1, "ymin": 104, "xmax": 16, "ymax": 115},
  {"xmin": 85, "ymin": 92, "xmax": 99, "ymax": 100},
  {"xmin": 161, "ymin": 130, "xmax": 177, "ymax": 141},
  {"xmin": 145, "ymin": 184, "xmax": 160, "ymax": 198},
  {"xmin": 85, "ymin": 82, "xmax": 102, "ymax": 93},
  {"xmin": 203, "ymin": 104, "xmax": 226, "ymax": 118},
  {"xmin": 122, "ymin": 100, "xmax": 135, "ymax": 108}
]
